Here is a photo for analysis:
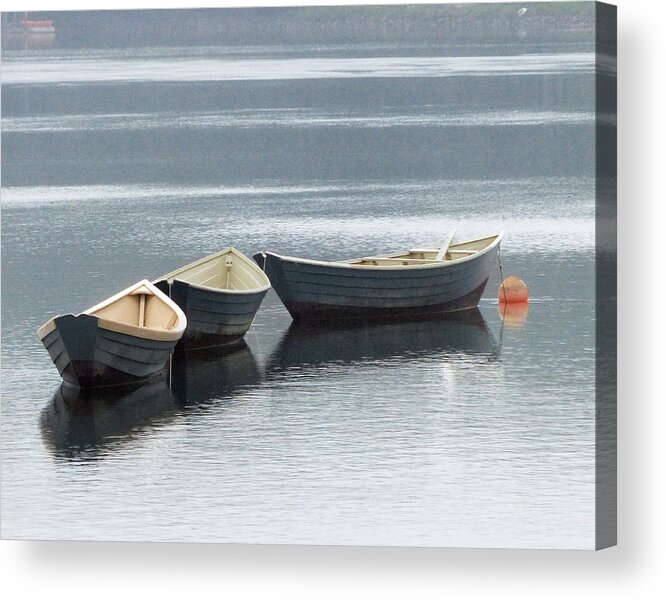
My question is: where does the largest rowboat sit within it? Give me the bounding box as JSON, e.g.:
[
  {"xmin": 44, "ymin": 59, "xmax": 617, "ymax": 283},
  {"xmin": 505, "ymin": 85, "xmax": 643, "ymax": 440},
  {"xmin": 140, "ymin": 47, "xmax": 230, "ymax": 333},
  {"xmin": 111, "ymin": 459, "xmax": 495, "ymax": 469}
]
[{"xmin": 254, "ymin": 232, "xmax": 502, "ymax": 321}]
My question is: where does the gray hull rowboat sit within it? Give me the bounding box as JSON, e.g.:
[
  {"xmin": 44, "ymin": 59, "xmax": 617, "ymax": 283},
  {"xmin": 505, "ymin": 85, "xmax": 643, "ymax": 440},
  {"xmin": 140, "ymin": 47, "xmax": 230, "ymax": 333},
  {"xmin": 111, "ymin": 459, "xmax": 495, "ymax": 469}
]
[
  {"xmin": 254, "ymin": 232, "xmax": 503, "ymax": 321},
  {"xmin": 154, "ymin": 247, "xmax": 271, "ymax": 350},
  {"xmin": 37, "ymin": 279, "xmax": 187, "ymax": 387}
]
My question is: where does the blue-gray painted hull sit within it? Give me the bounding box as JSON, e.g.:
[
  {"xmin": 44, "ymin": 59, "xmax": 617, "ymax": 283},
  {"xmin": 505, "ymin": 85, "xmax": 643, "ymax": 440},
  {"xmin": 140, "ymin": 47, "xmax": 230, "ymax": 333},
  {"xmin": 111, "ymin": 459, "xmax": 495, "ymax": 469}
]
[
  {"xmin": 154, "ymin": 279, "xmax": 268, "ymax": 350},
  {"xmin": 254, "ymin": 247, "xmax": 498, "ymax": 321},
  {"xmin": 40, "ymin": 314, "xmax": 178, "ymax": 387}
]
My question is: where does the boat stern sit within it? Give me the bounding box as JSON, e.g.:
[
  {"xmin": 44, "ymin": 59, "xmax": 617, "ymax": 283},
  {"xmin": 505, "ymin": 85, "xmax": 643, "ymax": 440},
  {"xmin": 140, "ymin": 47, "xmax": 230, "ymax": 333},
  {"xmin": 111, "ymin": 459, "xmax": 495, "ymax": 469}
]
[{"xmin": 252, "ymin": 251, "xmax": 267, "ymax": 271}]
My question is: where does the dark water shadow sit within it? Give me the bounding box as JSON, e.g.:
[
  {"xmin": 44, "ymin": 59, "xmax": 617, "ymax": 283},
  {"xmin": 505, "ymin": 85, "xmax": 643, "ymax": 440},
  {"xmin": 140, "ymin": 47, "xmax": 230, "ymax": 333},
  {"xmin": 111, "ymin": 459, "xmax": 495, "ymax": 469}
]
[
  {"xmin": 168, "ymin": 340, "xmax": 261, "ymax": 407},
  {"xmin": 40, "ymin": 377, "xmax": 178, "ymax": 460},
  {"xmin": 40, "ymin": 342, "xmax": 261, "ymax": 459},
  {"xmin": 265, "ymin": 308, "xmax": 498, "ymax": 376}
]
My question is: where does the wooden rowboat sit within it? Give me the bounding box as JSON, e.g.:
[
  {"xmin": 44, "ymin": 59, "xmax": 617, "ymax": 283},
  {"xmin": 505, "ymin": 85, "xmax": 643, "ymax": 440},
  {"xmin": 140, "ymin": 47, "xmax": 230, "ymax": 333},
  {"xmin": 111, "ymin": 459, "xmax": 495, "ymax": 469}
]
[
  {"xmin": 38, "ymin": 280, "xmax": 187, "ymax": 387},
  {"xmin": 254, "ymin": 232, "xmax": 503, "ymax": 320},
  {"xmin": 154, "ymin": 247, "xmax": 271, "ymax": 350}
]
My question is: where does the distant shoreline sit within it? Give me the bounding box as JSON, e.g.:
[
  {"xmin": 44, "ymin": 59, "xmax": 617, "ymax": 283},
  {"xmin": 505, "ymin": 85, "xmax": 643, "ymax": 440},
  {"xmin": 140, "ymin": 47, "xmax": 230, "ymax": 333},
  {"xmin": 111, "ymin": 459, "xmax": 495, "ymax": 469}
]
[{"xmin": 2, "ymin": 4, "xmax": 599, "ymax": 51}]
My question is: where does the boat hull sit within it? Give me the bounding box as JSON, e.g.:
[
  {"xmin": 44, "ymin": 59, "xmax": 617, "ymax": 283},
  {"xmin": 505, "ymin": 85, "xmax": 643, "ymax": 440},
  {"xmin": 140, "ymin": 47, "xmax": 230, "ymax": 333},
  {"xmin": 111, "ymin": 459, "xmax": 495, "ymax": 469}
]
[
  {"xmin": 254, "ymin": 246, "xmax": 498, "ymax": 321},
  {"xmin": 40, "ymin": 314, "xmax": 178, "ymax": 387},
  {"xmin": 154, "ymin": 279, "xmax": 268, "ymax": 350}
]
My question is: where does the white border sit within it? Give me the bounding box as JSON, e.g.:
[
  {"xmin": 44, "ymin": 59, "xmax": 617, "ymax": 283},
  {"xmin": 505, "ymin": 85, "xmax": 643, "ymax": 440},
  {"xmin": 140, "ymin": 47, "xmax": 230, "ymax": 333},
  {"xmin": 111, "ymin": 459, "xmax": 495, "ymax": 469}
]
[{"xmin": 4, "ymin": 1, "xmax": 666, "ymax": 599}]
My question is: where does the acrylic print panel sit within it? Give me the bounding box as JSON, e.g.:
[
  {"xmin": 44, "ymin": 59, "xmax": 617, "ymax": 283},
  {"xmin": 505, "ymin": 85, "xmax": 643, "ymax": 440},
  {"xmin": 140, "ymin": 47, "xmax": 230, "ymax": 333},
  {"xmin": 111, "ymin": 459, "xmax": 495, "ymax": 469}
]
[{"xmin": 0, "ymin": 2, "xmax": 616, "ymax": 549}]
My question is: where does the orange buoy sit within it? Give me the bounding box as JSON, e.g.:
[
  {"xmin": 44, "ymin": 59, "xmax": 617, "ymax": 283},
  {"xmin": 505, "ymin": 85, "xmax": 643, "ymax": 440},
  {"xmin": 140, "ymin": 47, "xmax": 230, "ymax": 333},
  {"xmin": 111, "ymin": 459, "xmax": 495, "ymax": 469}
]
[{"xmin": 498, "ymin": 276, "xmax": 528, "ymax": 304}]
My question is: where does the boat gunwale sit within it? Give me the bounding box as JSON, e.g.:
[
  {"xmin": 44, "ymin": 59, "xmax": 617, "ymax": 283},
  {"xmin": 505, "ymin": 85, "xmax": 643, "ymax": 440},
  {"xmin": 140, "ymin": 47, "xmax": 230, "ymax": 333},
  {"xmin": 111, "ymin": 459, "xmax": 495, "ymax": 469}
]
[
  {"xmin": 37, "ymin": 279, "xmax": 187, "ymax": 343},
  {"xmin": 172, "ymin": 279, "xmax": 271, "ymax": 296},
  {"xmin": 155, "ymin": 246, "xmax": 271, "ymax": 295},
  {"xmin": 263, "ymin": 232, "xmax": 503, "ymax": 271},
  {"xmin": 95, "ymin": 317, "xmax": 185, "ymax": 342}
]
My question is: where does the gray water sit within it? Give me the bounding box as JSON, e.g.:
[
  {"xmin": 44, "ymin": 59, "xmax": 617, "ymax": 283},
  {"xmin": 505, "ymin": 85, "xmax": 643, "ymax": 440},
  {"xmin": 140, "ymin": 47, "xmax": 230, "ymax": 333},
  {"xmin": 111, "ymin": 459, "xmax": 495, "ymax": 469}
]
[{"xmin": 1, "ymin": 43, "xmax": 598, "ymax": 548}]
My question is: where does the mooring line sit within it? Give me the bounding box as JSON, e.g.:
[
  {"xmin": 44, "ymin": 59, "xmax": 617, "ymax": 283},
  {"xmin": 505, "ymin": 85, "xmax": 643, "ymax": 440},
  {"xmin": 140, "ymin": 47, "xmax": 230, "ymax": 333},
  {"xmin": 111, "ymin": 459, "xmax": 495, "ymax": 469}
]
[
  {"xmin": 498, "ymin": 246, "xmax": 508, "ymax": 305},
  {"xmin": 496, "ymin": 248, "xmax": 508, "ymax": 358}
]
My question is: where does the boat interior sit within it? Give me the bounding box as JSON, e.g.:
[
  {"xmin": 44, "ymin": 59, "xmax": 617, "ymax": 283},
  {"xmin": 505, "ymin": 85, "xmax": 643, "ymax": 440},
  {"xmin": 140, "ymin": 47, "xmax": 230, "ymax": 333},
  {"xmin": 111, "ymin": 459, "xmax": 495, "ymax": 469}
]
[
  {"xmin": 341, "ymin": 233, "xmax": 500, "ymax": 266},
  {"xmin": 160, "ymin": 248, "xmax": 270, "ymax": 292},
  {"xmin": 89, "ymin": 283, "xmax": 180, "ymax": 331}
]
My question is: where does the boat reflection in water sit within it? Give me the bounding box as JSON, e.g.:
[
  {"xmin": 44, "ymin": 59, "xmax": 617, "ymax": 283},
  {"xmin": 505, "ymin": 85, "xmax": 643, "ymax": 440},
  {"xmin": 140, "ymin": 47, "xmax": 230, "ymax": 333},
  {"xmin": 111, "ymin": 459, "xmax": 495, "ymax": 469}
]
[
  {"xmin": 40, "ymin": 342, "xmax": 260, "ymax": 458},
  {"xmin": 168, "ymin": 341, "xmax": 260, "ymax": 406},
  {"xmin": 40, "ymin": 377, "xmax": 177, "ymax": 459},
  {"xmin": 266, "ymin": 307, "xmax": 498, "ymax": 376},
  {"xmin": 40, "ymin": 312, "xmax": 495, "ymax": 457}
]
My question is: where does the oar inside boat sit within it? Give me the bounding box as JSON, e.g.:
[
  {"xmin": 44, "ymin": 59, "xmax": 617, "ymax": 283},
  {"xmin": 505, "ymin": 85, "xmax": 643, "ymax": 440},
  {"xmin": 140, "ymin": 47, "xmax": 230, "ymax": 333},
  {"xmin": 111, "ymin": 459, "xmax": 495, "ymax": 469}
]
[{"xmin": 436, "ymin": 229, "xmax": 457, "ymax": 261}]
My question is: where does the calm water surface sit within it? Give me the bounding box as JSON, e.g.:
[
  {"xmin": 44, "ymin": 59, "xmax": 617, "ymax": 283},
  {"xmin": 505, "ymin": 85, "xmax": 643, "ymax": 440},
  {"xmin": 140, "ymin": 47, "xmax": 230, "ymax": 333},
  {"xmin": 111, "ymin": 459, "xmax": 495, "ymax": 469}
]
[{"xmin": 1, "ymin": 43, "xmax": 596, "ymax": 548}]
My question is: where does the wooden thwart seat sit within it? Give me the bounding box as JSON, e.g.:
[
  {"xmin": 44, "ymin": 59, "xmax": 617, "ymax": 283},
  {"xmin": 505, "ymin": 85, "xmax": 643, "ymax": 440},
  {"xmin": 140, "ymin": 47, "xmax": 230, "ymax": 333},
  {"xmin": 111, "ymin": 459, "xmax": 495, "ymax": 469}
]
[{"xmin": 335, "ymin": 232, "xmax": 495, "ymax": 266}]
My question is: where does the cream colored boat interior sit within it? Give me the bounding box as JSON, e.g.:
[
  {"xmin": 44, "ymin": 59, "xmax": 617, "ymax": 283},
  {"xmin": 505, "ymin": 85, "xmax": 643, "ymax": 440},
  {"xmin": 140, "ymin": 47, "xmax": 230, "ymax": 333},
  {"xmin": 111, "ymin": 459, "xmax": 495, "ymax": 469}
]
[
  {"xmin": 89, "ymin": 283, "xmax": 180, "ymax": 330},
  {"xmin": 161, "ymin": 247, "xmax": 270, "ymax": 292},
  {"xmin": 37, "ymin": 279, "xmax": 185, "ymax": 342},
  {"xmin": 342, "ymin": 233, "xmax": 501, "ymax": 266}
]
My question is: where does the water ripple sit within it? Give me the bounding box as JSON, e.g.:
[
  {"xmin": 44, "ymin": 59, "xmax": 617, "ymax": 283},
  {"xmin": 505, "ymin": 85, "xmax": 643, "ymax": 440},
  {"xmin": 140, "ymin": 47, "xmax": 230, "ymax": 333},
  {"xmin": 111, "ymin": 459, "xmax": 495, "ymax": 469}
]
[
  {"xmin": 1, "ymin": 52, "xmax": 596, "ymax": 85},
  {"xmin": 2, "ymin": 108, "xmax": 595, "ymax": 133}
]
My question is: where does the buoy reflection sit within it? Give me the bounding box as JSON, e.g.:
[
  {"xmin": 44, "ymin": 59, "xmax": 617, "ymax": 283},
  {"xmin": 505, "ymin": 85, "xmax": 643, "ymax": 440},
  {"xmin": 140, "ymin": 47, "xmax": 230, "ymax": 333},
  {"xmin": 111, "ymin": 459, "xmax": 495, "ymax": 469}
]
[{"xmin": 498, "ymin": 302, "xmax": 529, "ymax": 328}]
